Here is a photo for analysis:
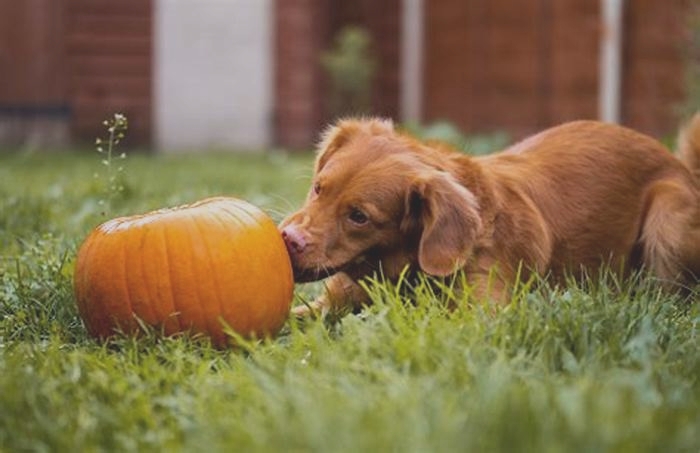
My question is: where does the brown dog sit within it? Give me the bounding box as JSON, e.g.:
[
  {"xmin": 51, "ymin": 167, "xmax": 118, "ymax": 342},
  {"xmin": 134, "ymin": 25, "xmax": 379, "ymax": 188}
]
[{"xmin": 280, "ymin": 116, "xmax": 700, "ymax": 315}]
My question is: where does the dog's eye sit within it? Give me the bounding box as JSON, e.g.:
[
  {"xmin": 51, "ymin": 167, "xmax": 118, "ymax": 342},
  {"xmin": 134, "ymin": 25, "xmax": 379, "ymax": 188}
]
[
  {"xmin": 313, "ymin": 182, "xmax": 321, "ymax": 195},
  {"xmin": 348, "ymin": 208, "xmax": 369, "ymax": 225}
]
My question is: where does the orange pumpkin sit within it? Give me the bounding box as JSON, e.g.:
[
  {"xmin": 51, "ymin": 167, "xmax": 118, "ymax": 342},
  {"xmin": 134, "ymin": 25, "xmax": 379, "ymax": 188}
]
[{"xmin": 73, "ymin": 197, "xmax": 294, "ymax": 346}]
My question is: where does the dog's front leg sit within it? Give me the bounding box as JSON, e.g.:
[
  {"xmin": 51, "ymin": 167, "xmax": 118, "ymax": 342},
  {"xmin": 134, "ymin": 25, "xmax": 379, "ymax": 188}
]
[{"xmin": 291, "ymin": 272, "xmax": 369, "ymax": 318}]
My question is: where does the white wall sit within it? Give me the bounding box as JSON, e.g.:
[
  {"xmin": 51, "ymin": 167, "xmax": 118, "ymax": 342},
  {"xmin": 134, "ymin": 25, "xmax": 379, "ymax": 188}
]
[
  {"xmin": 400, "ymin": 0, "xmax": 424, "ymax": 123},
  {"xmin": 154, "ymin": 0, "xmax": 273, "ymax": 152}
]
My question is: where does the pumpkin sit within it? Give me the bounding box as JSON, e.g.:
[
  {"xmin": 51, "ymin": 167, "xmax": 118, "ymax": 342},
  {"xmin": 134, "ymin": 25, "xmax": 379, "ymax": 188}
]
[{"xmin": 73, "ymin": 197, "xmax": 294, "ymax": 346}]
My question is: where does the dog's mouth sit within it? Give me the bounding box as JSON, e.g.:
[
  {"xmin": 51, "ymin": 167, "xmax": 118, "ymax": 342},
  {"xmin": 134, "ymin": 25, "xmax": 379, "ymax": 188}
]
[
  {"xmin": 291, "ymin": 254, "xmax": 372, "ymax": 283},
  {"xmin": 292, "ymin": 265, "xmax": 340, "ymax": 283}
]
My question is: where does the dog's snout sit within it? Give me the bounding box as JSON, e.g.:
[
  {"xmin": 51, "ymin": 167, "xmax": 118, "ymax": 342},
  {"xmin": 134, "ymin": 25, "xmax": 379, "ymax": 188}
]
[{"xmin": 281, "ymin": 225, "xmax": 307, "ymax": 255}]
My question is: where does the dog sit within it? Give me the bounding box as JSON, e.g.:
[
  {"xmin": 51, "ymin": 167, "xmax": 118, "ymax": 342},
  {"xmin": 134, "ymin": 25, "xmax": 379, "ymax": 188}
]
[{"xmin": 280, "ymin": 115, "xmax": 700, "ymax": 316}]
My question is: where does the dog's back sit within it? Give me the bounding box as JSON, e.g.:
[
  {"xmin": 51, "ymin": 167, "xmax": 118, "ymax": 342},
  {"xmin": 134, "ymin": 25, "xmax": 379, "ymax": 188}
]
[
  {"xmin": 478, "ymin": 119, "xmax": 700, "ymax": 286},
  {"xmin": 678, "ymin": 113, "xmax": 700, "ymax": 183}
]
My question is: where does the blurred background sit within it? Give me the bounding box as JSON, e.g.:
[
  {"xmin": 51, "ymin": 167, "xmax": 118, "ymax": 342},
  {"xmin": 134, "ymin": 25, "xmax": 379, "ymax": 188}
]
[{"xmin": 0, "ymin": 0, "xmax": 698, "ymax": 153}]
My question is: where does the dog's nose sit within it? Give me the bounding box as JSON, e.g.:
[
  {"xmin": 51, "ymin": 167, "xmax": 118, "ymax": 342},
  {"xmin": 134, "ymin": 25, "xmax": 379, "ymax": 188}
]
[{"xmin": 281, "ymin": 225, "xmax": 307, "ymax": 255}]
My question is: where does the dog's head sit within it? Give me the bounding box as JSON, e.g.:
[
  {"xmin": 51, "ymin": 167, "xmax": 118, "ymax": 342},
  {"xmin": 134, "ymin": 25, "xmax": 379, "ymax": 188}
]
[{"xmin": 279, "ymin": 118, "xmax": 483, "ymax": 283}]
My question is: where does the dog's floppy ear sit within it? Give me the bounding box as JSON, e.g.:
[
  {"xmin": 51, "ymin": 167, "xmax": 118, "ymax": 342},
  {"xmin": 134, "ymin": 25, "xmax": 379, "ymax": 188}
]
[
  {"xmin": 403, "ymin": 171, "xmax": 482, "ymax": 276},
  {"xmin": 315, "ymin": 118, "xmax": 394, "ymax": 172}
]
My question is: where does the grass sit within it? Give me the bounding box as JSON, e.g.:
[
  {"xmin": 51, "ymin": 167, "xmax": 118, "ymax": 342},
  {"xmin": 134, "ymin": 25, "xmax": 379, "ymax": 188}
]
[{"xmin": 1, "ymin": 148, "xmax": 699, "ymax": 452}]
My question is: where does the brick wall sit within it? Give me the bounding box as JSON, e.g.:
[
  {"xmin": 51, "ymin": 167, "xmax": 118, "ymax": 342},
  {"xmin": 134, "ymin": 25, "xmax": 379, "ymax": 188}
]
[
  {"xmin": 328, "ymin": 0, "xmax": 402, "ymax": 120},
  {"xmin": 0, "ymin": 0, "xmax": 69, "ymax": 147},
  {"xmin": 274, "ymin": 0, "xmax": 331, "ymax": 149},
  {"xmin": 622, "ymin": 0, "xmax": 690, "ymax": 135},
  {"xmin": 424, "ymin": 0, "xmax": 690, "ymax": 139},
  {"xmin": 3, "ymin": 0, "xmax": 691, "ymax": 148},
  {"xmin": 274, "ymin": 0, "xmax": 401, "ymax": 149},
  {"xmin": 546, "ymin": 1, "xmax": 600, "ymax": 127},
  {"xmin": 65, "ymin": 0, "xmax": 152, "ymax": 145},
  {"xmin": 424, "ymin": 0, "xmax": 601, "ymax": 138},
  {"xmin": 0, "ymin": 1, "xmax": 67, "ymax": 105}
]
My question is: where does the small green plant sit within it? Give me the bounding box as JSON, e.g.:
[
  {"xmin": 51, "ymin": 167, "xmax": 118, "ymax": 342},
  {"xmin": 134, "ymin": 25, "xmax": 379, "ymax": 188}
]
[
  {"xmin": 94, "ymin": 113, "xmax": 128, "ymax": 217},
  {"xmin": 321, "ymin": 26, "xmax": 377, "ymax": 117},
  {"xmin": 403, "ymin": 120, "xmax": 510, "ymax": 155}
]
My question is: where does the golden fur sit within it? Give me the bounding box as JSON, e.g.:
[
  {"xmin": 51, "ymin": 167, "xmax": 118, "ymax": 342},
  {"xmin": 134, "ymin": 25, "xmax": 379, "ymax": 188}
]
[{"xmin": 280, "ymin": 115, "xmax": 700, "ymax": 315}]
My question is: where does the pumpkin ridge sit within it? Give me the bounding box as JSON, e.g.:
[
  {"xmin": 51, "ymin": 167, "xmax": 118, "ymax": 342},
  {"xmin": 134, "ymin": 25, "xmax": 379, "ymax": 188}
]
[
  {"xmin": 208, "ymin": 208, "xmax": 245, "ymax": 336},
  {"xmin": 212, "ymin": 205, "xmax": 252, "ymax": 333},
  {"xmin": 172, "ymin": 214, "xmax": 207, "ymax": 335},
  {"xmin": 184, "ymin": 211, "xmax": 218, "ymax": 343},
  {"xmin": 192, "ymin": 211, "xmax": 228, "ymax": 344},
  {"xmin": 158, "ymin": 225, "xmax": 182, "ymax": 333},
  {"xmin": 163, "ymin": 224, "xmax": 188, "ymax": 334},
  {"xmin": 121, "ymin": 233, "xmax": 139, "ymax": 333},
  {"xmin": 148, "ymin": 225, "xmax": 176, "ymax": 331},
  {"xmin": 223, "ymin": 202, "xmax": 263, "ymax": 229},
  {"xmin": 139, "ymin": 226, "xmax": 158, "ymax": 330},
  {"xmin": 230, "ymin": 202, "xmax": 292, "ymax": 329},
  {"xmin": 134, "ymin": 227, "xmax": 158, "ymax": 326}
]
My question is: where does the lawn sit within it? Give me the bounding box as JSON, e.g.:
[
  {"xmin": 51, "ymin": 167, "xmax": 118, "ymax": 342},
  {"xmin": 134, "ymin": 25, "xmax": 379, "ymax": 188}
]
[{"xmin": 1, "ymin": 145, "xmax": 699, "ymax": 452}]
